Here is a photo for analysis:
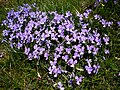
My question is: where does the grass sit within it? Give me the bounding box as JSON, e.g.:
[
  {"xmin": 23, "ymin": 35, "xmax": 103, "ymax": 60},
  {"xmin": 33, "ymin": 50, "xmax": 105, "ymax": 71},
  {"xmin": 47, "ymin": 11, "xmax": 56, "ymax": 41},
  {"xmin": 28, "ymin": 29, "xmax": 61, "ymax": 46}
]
[{"xmin": 0, "ymin": 0, "xmax": 120, "ymax": 90}]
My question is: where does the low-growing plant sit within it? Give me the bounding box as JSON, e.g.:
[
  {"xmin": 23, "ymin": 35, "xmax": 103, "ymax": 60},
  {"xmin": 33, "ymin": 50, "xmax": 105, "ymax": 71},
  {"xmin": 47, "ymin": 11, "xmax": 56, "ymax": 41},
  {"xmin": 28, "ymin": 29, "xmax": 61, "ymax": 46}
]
[{"xmin": 1, "ymin": 3, "xmax": 119, "ymax": 89}]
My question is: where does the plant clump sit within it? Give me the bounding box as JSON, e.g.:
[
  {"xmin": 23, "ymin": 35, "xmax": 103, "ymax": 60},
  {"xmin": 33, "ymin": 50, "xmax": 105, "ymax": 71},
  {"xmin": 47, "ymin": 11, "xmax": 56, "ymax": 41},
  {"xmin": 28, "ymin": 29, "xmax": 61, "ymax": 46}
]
[{"xmin": 1, "ymin": 3, "xmax": 114, "ymax": 89}]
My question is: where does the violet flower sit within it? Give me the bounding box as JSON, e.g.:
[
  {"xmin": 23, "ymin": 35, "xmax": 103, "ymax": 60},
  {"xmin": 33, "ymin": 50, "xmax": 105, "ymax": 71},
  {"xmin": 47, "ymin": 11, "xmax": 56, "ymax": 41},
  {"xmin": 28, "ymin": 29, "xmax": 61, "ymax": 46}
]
[
  {"xmin": 85, "ymin": 59, "xmax": 93, "ymax": 74},
  {"xmin": 85, "ymin": 65, "xmax": 93, "ymax": 74},
  {"xmin": 62, "ymin": 55, "xmax": 69, "ymax": 62},
  {"xmin": 75, "ymin": 76, "xmax": 84, "ymax": 85},
  {"xmin": 67, "ymin": 58, "xmax": 77, "ymax": 67},
  {"xmin": 93, "ymin": 64, "xmax": 100, "ymax": 74},
  {"xmin": 103, "ymin": 36, "xmax": 109, "ymax": 45},
  {"xmin": 65, "ymin": 48, "xmax": 71, "ymax": 54},
  {"xmin": 104, "ymin": 49, "xmax": 109, "ymax": 54},
  {"xmin": 57, "ymin": 82, "xmax": 65, "ymax": 90},
  {"xmin": 117, "ymin": 21, "xmax": 120, "ymax": 26}
]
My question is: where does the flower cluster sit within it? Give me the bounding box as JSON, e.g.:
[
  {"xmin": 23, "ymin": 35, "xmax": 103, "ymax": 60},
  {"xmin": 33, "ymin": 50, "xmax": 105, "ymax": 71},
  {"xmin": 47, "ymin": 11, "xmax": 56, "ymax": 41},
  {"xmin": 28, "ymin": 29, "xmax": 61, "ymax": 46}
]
[
  {"xmin": 94, "ymin": 0, "xmax": 118, "ymax": 7},
  {"xmin": 94, "ymin": 14, "xmax": 113, "ymax": 27},
  {"xmin": 95, "ymin": 0, "xmax": 118, "ymax": 3},
  {"xmin": 1, "ymin": 4, "xmax": 111, "ymax": 89}
]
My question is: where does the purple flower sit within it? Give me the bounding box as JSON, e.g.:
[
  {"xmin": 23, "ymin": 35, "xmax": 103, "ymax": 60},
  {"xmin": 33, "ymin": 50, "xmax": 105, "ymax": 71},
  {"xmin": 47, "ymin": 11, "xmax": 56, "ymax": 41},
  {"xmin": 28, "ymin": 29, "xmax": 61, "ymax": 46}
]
[
  {"xmin": 86, "ymin": 59, "xmax": 92, "ymax": 66},
  {"xmin": 93, "ymin": 47, "xmax": 99, "ymax": 55},
  {"xmin": 103, "ymin": 36, "xmax": 109, "ymax": 45},
  {"xmin": 83, "ymin": 12, "xmax": 89, "ymax": 18},
  {"xmin": 67, "ymin": 58, "xmax": 77, "ymax": 67},
  {"xmin": 75, "ymin": 76, "xmax": 84, "ymax": 85},
  {"xmin": 49, "ymin": 65, "xmax": 62, "ymax": 77},
  {"xmin": 94, "ymin": 14, "xmax": 101, "ymax": 20},
  {"xmin": 28, "ymin": 53, "xmax": 33, "ymax": 60},
  {"xmin": 54, "ymin": 14, "xmax": 63, "ymax": 23},
  {"xmin": 2, "ymin": 30, "xmax": 10, "ymax": 36},
  {"xmin": 65, "ymin": 48, "xmax": 71, "ymax": 54},
  {"xmin": 80, "ymin": 46, "xmax": 85, "ymax": 55},
  {"xmin": 82, "ymin": 23, "xmax": 88, "ymax": 29},
  {"xmin": 80, "ymin": 35, "xmax": 87, "ymax": 43},
  {"xmin": 25, "ymin": 47, "xmax": 30, "ymax": 55},
  {"xmin": 66, "ymin": 23, "xmax": 74, "ymax": 31},
  {"xmin": 29, "ymin": 11, "xmax": 36, "ymax": 18},
  {"xmin": 114, "ymin": 0, "xmax": 118, "ymax": 4},
  {"xmin": 105, "ymin": 49, "xmax": 109, "ymax": 54},
  {"xmin": 107, "ymin": 21, "xmax": 113, "ymax": 27},
  {"xmin": 17, "ymin": 42, "xmax": 23, "ymax": 49},
  {"xmin": 34, "ymin": 44, "xmax": 38, "ymax": 50},
  {"xmin": 62, "ymin": 55, "xmax": 69, "ymax": 62},
  {"xmin": 58, "ymin": 25, "xmax": 65, "ymax": 33},
  {"xmin": 117, "ymin": 21, "xmax": 120, "ymax": 26},
  {"xmin": 93, "ymin": 64, "xmax": 100, "ymax": 74},
  {"xmin": 87, "ymin": 45, "xmax": 94, "ymax": 53},
  {"xmin": 100, "ymin": 19, "xmax": 107, "ymax": 27},
  {"xmin": 40, "ymin": 16, "xmax": 47, "ymax": 24},
  {"xmin": 104, "ymin": 0, "xmax": 108, "ymax": 3},
  {"xmin": 33, "ymin": 50, "xmax": 39, "ymax": 59},
  {"xmin": 56, "ymin": 46, "xmax": 64, "ymax": 54},
  {"xmin": 85, "ymin": 65, "xmax": 93, "ymax": 74},
  {"xmin": 65, "ymin": 11, "xmax": 72, "ymax": 17},
  {"xmin": 86, "ymin": 9, "xmax": 92, "ymax": 14},
  {"xmin": 73, "ymin": 52, "xmax": 80, "ymax": 59},
  {"xmin": 10, "ymin": 43, "xmax": 14, "ymax": 48},
  {"xmin": 73, "ymin": 45, "xmax": 80, "ymax": 52},
  {"xmin": 44, "ymin": 52, "xmax": 49, "ymax": 60},
  {"xmin": 48, "ymin": 65, "xmax": 62, "ymax": 78},
  {"xmin": 68, "ymin": 80, "xmax": 73, "ymax": 87},
  {"xmin": 57, "ymin": 82, "xmax": 65, "ymax": 90},
  {"xmin": 96, "ymin": 0, "xmax": 100, "ymax": 2},
  {"xmin": 2, "ymin": 20, "xmax": 8, "ymax": 25},
  {"xmin": 77, "ymin": 14, "xmax": 83, "ymax": 21},
  {"xmin": 48, "ymin": 65, "xmax": 56, "ymax": 74},
  {"xmin": 118, "ymin": 72, "xmax": 120, "ymax": 76},
  {"xmin": 54, "ymin": 53, "xmax": 60, "ymax": 61},
  {"xmin": 88, "ymin": 36, "xmax": 95, "ymax": 44},
  {"xmin": 38, "ymin": 48, "xmax": 45, "ymax": 55},
  {"xmin": 95, "ymin": 37, "xmax": 101, "ymax": 45},
  {"xmin": 72, "ymin": 33, "xmax": 78, "ymax": 42},
  {"xmin": 9, "ymin": 34, "xmax": 15, "ymax": 41},
  {"xmin": 50, "ymin": 60, "xmax": 57, "ymax": 66},
  {"xmin": 85, "ymin": 59, "xmax": 93, "ymax": 74},
  {"xmin": 65, "ymin": 35, "xmax": 71, "ymax": 44}
]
